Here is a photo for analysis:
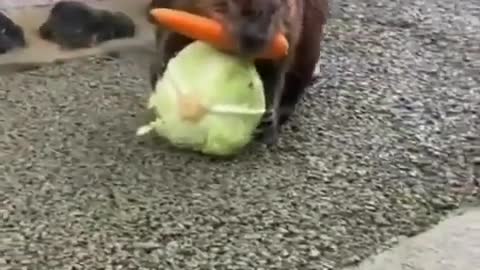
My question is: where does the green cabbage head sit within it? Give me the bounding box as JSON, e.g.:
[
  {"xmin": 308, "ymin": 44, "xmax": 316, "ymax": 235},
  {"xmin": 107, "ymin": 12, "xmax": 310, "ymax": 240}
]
[{"xmin": 136, "ymin": 41, "xmax": 266, "ymax": 156}]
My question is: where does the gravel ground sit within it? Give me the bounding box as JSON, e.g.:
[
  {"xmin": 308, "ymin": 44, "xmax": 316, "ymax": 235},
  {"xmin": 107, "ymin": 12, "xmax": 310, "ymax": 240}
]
[{"xmin": 1, "ymin": 0, "xmax": 479, "ymax": 269}]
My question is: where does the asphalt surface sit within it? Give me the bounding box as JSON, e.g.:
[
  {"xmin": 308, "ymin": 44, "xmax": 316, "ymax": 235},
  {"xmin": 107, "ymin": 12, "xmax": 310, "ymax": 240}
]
[{"xmin": 1, "ymin": 0, "xmax": 479, "ymax": 269}]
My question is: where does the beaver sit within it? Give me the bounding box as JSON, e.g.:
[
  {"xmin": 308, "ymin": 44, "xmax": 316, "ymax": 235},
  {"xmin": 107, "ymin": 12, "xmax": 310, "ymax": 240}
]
[{"xmin": 148, "ymin": 0, "xmax": 329, "ymax": 145}]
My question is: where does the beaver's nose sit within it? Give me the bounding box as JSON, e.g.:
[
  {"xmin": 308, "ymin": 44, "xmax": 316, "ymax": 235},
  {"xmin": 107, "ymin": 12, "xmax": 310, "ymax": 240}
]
[{"xmin": 239, "ymin": 26, "xmax": 269, "ymax": 53}]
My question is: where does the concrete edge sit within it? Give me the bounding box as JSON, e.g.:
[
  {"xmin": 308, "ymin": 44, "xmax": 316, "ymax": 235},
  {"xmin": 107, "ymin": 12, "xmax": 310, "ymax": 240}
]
[{"xmin": 343, "ymin": 207, "xmax": 480, "ymax": 270}]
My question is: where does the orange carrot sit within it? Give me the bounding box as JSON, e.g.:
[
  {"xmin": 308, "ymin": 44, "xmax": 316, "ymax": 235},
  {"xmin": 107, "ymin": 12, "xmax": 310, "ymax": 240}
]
[{"xmin": 149, "ymin": 8, "xmax": 289, "ymax": 60}]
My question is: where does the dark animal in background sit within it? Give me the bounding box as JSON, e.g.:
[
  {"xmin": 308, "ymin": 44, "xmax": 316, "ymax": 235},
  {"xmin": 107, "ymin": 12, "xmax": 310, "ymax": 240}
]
[
  {"xmin": 149, "ymin": 0, "xmax": 329, "ymax": 145},
  {"xmin": 39, "ymin": 1, "xmax": 136, "ymax": 49},
  {"xmin": 0, "ymin": 12, "xmax": 26, "ymax": 54}
]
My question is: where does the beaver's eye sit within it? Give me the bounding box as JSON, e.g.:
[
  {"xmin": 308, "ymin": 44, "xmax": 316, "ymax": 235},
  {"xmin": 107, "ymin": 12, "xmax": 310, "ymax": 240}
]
[
  {"xmin": 241, "ymin": 8, "xmax": 253, "ymax": 17},
  {"xmin": 242, "ymin": 8, "xmax": 263, "ymax": 18}
]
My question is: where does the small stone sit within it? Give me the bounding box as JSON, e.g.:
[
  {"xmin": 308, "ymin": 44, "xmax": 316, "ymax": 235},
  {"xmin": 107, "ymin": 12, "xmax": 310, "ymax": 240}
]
[
  {"xmin": 88, "ymin": 81, "xmax": 99, "ymax": 88},
  {"xmin": 309, "ymin": 248, "xmax": 321, "ymax": 258}
]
